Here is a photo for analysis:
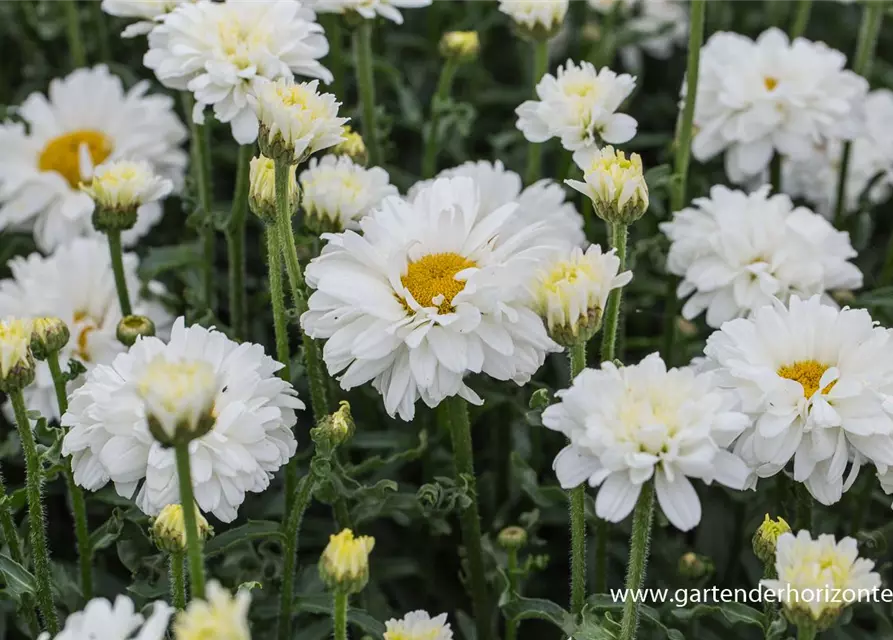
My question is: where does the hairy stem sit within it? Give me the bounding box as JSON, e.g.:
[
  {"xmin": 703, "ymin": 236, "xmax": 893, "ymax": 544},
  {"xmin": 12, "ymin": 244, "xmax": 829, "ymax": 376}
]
[
  {"xmin": 170, "ymin": 552, "xmax": 186, "ymax": 610},
  {"xmin": 226, "ymin": 144, "xmax": 253, "ymax": 340},
  {"xmin": 182, "ymin": 93, "xmax": 215, "ymax": 311},
  {"xmin": 600, "ymin": 223, "xmax": 629, "ymax": 364},
  {"xmin": 619, "ymin": 482, "xmax": 655, "ymax": 640},
  {"xmin": 266, "ymin": 228, "xmax": 291, "ymax": 382},
  {"xmin": 505, "ymin": 545, "xmax": 520, "ymax": 640},
  {"xmin": 568, "ymin": 341, "xmax": 587, "ymax": 616},
  {"xmin": 353, "ymin": 22, "xmax": 382, "ymax": 166},
  {"xmin": 333, "ymin": 591, "xmax": 348, "ymax": 640},
  {"xmin": 278, "ymin": 474, "xmax": 317, "ymax": 640},
  {"xmin": 174, "ymin": 444, "xmax": 206, "ymax": 599}
]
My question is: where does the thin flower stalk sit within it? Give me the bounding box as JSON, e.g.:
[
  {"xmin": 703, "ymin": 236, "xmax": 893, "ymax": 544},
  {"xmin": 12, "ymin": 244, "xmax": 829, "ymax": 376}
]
[
  {"xmin": 173, "ymin": 443, "xmax": 207, "ymax": 599},
  {"xmin": 64, "ymin": 0, "xmax": 86, "ymax": 68},
  {"xmin": 421, "ymin": 57, "xmax": 460, "ymax": 178},
  {"xmin": 106, "ymin": 229, "xmax": 132, "ymax": 317},
  {"xmin": 353, "ymin": 22, "xmax": 382, "ymax": 166},
  {"xmin": 618, "ymin": 481, "xmax": 655, "ymax": 640},
  {"xmin": 278, "ymin": 474, "xmax": 317, "ymax": 640},
  {"xmin": 170, "ymin": 553, "xmax": 186, "ymax": 610},
  {"xmin": 568, "ymin": 341, "xmax": 587, "ymax": 616},
  {"xmin": 524, "ymin": 40, "xmax": 549, "ymax": 185},
  {"xmin": 226, "ymin": 144, "xmax": 253, "ymax": 339}
]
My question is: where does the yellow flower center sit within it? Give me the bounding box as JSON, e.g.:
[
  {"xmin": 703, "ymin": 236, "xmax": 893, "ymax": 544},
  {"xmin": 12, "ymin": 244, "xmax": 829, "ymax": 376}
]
[
  {"xmin": 386, "ymin": 630, "xmax": 443, "ymax": 640},
  {"xmin": 217, "ymin": 15, "xmax": 270, "ymax": 69},
  {"xmin": 39, "ymin": 130, "xmax": 112, "ymax": 188},
  {"xmin": 777, "ymin": 359, "xmax": 835, "ymax": 398},
  {"xmin": 764, "ymin": 76, "xmax": 779, "ymax": 91},
  {"xmin": 401, "ymin": 253, "xmax": 476, "ymax": 314},
  {"xmin": 72, "ymin": 310, "xmax": 100, "ymax": 363}
]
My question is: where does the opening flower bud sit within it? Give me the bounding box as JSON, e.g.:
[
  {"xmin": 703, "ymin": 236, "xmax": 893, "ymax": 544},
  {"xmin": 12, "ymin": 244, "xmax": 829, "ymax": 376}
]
[
  {"xmin": 319, "ymin": 528, "xmax": 375, "ymax": 595},
  {"xmin": 440, "ymin": 31, "xmax": 480, "ymax": 62},
  {"xmin": 566, "ymin": 146, "xmax": 649, "ymax": 224},
  {"xmin": 752, "ymin": 514, "xmax": 791, "ymax": 566},
  {"xmin": 30, "ymin": 317, "xmax": 70, "ymax": 360},
  {"xmin": 151, "ymin": 502, "xmax": 213, "ymax": 554},
  {"xmin": 331, "ymin": 126, "xmax": 368, "ymax": 166},
  {"xmin": 137, "ymin": 357, "xmax": 218, "ymax": 446},
  {"xmin": 249, "ymin": 155, "xmax": 298, "ymax": 225},
  {"xmin": 0, "ymin": 318, "xmax": 35, "ymax": 392},
  {"xmin": 82, "ymin": 160, "xmax": 172, "ymax": 232}
]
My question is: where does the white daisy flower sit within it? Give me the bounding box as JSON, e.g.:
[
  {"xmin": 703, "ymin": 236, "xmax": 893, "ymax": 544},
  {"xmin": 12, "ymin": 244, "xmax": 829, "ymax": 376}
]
[
  {"xmin": 762, "ymin": 531, "xmax": 881, "ymax": 629},
  {"xmin": 660, "ymin": 185, "xmax": 862, "ymax": 328},
  {"xmin": 704, "ymin": 295, "xmax": 893, "ymax": 505},
  {"xmin": 299, "ymin": 154, "xmax": 397, "ymax": 232},
  {"xmin": 302, "ymin": 176, "xmax": 560, "ymax": 421},
  {"xmin": 542, "ymin": 352, "xmax": 750, "ymax": 531},
  {"xmin": 101, "ymin": 0, "xmax": 190, "ymax": 38},
  {"xmin": 61, "ymin": 317, "xmax": 303, "ymax": 522},
  {"xmin": 690, "ymin": 28, "xmax": 867, "ymax": 184},
  {"xmin": 384, "ymin": 610, "xmax": 453, "ymax": 640},
  {"xmin": 38, "ymin": 596, "xmax": 172, "ymax": 640},
  {"xmin": 618, "ymin": 0, "xmax": 689, "ymax": 71},
  {"xmin": 516, "ymin": 59, "xmax": 637, "ymax": 152},
  {"xmin": 785, "ymin": 89, "xmax": 893, "ymax": 217},
  {"xmin": 0, "ymin": 65, "xmax": 187, "ymax": 251},
  {"xmin": 310, "ymin": 0, "xmax": 431, "ymax": 24},
  {"xmin": 173, "ymin": 581, "xmax": 251, "ymax": 640},
  {"xmin": 80, "ymin": 159, "xmax": 173, "ymax": 216},
  {"xmin": 0, "ymin": 237, "xmax": 173, "ymax": 422},
  {"xmin": 409, "ymin": 160, "xmax": 585, "ymax": 249},
  {"xmin": 144, "ymin": 0, "xmax": 332, "ymax": 145},
  {"xmin": 499, "ymin": 0, "xmax": 569, "ymax": 33}
]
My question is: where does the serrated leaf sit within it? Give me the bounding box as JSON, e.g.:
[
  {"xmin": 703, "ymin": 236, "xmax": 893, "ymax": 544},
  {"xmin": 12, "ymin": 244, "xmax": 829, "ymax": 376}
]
[
  {"xmin": 204, "ymin": 520, "xmax": 283, "ymax": 558},
  {"xmin": 500, "ymin": 596, "xmax": 575, "ymax": 635},
  {"xmin": 668, "ymin": 602, "xmax": 766, "ymax": 628}
]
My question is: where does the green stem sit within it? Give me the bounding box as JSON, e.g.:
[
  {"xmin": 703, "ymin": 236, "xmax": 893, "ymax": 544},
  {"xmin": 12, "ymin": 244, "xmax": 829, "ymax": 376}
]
[
  {"xmin": 64, "ymin": 1, "xmax": 86, "ymax": 68},
  {"xmin": 595, "ymin": 519, "xmax": 608, "ymax": 593},
  {"xmin": 524, "ymin": 40, "xmax": 549, "ymax": 185},
  {"xmin": 328, "ymin": 17, "xmax": 345, "ymax": 100},
  {"xmin": 505, "ymin": 547, "xmax": 520, "ymax": 640},
  {"xmin": 45, "ymin": 352, "xmax": 68, "ymax": 420},
  {"xmin": 274, "ymin": 160, "xmax": 330, "ymax": 420},
  {"xmin": 836, "ymin": 0, "xmax": 886, "ymax": 228},
  {"xmin": 106, "ymin": 230, "xmax": 132, "ymax": 317},
  {"xmin": 91, "ymin": 0, "xmax": 111, "ymax": 62},
  {"xmin": 443, "ymin": 396, "xmax": 491, "ymax": 640},
  {"xmin": 182, "ymin": 93, "xmax": 215, "ymax": 311},
  {"xmin": 797, "ymin": 624, "xmax": 817, "ymax": 640},
  {"xmin": 599, "ymin": 224, "xmax": 629, "ymax": 364},
  {"xmin": 353, "ymin": 22, "xmax": 381, "ymax": 166},
  {"xmin": 789, "ymin": 0, "xmax": 813, "ymax": 39},
  {"xmin": 10, "ymin": 390, "xmax": 58, "ymax": 634},
  {"xmin": 421, "ymin": 58, "xmax": 459, "ymax": 178},
  {"xmin": 618, "ymin": 482, "xmax": 655, "ymax": 640},
  {"xmin": 278, "ymin": 474, "xmax": 317, "ymax": 640},
  {"xmin": 333, "ymin": 591, "xmax": 348, "ymax": 640},
  {"xmin": 770, "ymin": 154, "xmax": 782, "ymax": 193},
  {"xmin": 266, "ymin": 228, "xmax": 291, "ymax": 382},
  {"xmin": 226, "ymin": 145, "xmax": 253, "ymax": 340},
  {"xmin": 795, "ymin": 484, "xmax": 813, "ymax": 532},
  {"xmin": 170, "ymin": 553, "xmax": 186, "ymax": 610},
  {"xmin": 0, "ymin": 466, "xmax": 39, "ymax": 637},
  {"xmin": 568, "ymin": 341, "xmax": 587, "ymax": 616},
  {"xmin": 173, "ymin": 444, "xmax": 206, "ymax": 599}
]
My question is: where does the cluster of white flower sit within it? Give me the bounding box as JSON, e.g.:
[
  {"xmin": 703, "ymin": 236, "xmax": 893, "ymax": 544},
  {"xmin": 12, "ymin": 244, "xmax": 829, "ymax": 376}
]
[
  {"xmin": 586, "ymin": 0, "xmax": 689, "ymax": 71},
  {"xmin": 311, "ymin": 0, "xmax": 431, "ymax": 24}
]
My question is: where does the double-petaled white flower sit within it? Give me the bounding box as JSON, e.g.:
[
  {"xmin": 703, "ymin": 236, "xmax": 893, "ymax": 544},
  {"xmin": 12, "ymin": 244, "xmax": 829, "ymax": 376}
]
[
  {"xmin": 310, "ymin": 0, "xmax": 431, "ymax": 24},
  {"xmin": 145, "ymin": 0, "xmax": 331, "ymax": 144},
  {"xmin": 302, "ymin": 176, "xmax": 560, "ymax": 421},
  {"xmin": 384, "ymin": 611, "xmax": 453, "ymax": 640},
  {"xmin": 101, "ymin": 0, "xmax": 190, "ymax": 37},
  {"xmin": 516, "ymin": 59, "xmax": 637, "ymax": 152},
  {"xmin": 499, "ymin": 0, "xmax": 569, "ymax": 37},
  {"xmin": 660, "ymin": 185, "xmax": 862, "ymax": 327},
  {"xmin": 173, "ymin": 582, "xmax": 251, "ymax": 640},
  {"xmin": 0, "ymin": 237, "xmax": 172, "ymax": 421},
  {"xmin": 542, "ymin": 352, "xmax": 750, "ymax": 531},
  {"xmin": 0, "ymin": 65, "xmax": 187, "ymax": 250},
  {"xmin": 690, "ymin": 28, "xmax": 867, "ymax": 184},
  {"xmin": 704, "ymin": 295, "xmax": 893, "ymax": 505},
  {"xmin": 62, "ymin": 317, "xmax": 303, "ymax": 522},
  {"xmin": 38, "ymin": 597, "xmax": 172, "ymax": 640}
]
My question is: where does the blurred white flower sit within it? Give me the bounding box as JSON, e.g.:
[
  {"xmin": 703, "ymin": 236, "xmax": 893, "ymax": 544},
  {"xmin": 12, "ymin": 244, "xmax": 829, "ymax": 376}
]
[
  {"xmin": 144, "ymin": 0, "xmax": 331, "ymax": 144},
  {"xmin": 0, "ymin": 237, "xmax": 172, "ymax": 421},
  {"xmin": 310, "ymin": 0, "xmax": 431, "ymax": 24},
  {"xmin": 690, "ymin": 28, "xmax": 867, "ymax": 184},
  {"xmin": 704, "ymin": 295, "xmax": 893, "ymax": 505},
  {"xmin": 101, "ymin": 0, "xmax": 190, "ymax": 37},
  {"xmin": 660, "ymin": 185, "xmax": 862, "ymax": 327},
  {"xmin": 300, "ymin": 154, "xmax": 397, "ymax": 232},
  {"xmin": 173, "ymin": 581, "xmax": 251, "ymax": 640},
  {"xmin": 384, "ymin": 611, "xmax": 453, "ymax": 640},
  {"xmin": 516, "ymin": 59, "xmax": 637, "ymax": 152},
  {"xmin": 499, "ymin": 0, "xmax": 569, "ymax": 33},
  {"xmin": 619, "ymin": 0, "xmax": 689, "ymax": 71},
  {"xmin": 0, "ymin": 65, "xmax": 187, "ymax": 250},
  {"xmin": 38, "ymin": 596, "xmax": 172, "ymax": 640},
  {"xmin": 302, "ymin": 176, "xmax": 559, "ymax": 421},
  {"xmin": 785, "ymin": 90, "xmax": 893, "ymax": 217},
  {"xmin": 62, "ymin": 317, "xmax": 303, "ymax": 522},
  {"xmin": 81, "ymin": 159, "xmax": 173, "ymax": 215},
  {"xmin": 542, "ymin": 352, "xmax": 750, "ymax": 531}
]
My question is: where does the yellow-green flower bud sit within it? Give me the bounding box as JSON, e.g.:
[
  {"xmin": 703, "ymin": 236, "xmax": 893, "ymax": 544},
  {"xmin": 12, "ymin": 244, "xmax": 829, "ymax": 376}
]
[
  {"xmin": 331, "ymin": 127, "xmax": 368, "ymax": 166},
  {"xmin": 151, "ymin": 503, "xmax": 213, "ymax": 553},
  {"xmin": 498, "ymin": 526, "xmax": 528, "ymax": 551},
  {"xmin": 753, "ymin": 514, "xmax": 791, "ymax": 565},
  {"xmin": 0, "ymin": 318, "xmax": 35, "ymax": 392},
  {"xmin": 82, "ymin": 161, "xmax": 171, "ymax": 233},
  {"xmin": 117, "ymin": 315, "xmax": 156, "ymax": 347},
  {"xmin": 319, "ymin": 528, "xmax": 375, "ymax": 595},
  {"xmin": 566, "ymin": 146, "xmax": 649, "ymax": 224},
  {"xmin": 440, "ymin": 31, "xmax": 480, "ymax": 62},
  {"xmin": 320, "ymin": 400, "xmax": 355, "ymax": 447},
  {"xmin": 249, "ymin": 155, "xmax": 298, "ymax": 225},
  {"xmin": 677, "ymin": 552, "xmax": 713, "ymax": 580},
  {"xmin": 30, "ymin": 317, "xmax": 70, "ymax": 360}
]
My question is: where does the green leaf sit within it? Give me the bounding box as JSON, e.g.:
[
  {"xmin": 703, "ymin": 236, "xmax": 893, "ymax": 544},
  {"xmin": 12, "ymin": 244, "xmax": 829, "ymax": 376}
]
[
  {"xmin": 668, "ymin": 602, "xmax": 766, "ymax": 628},
  {"xmin": 90, "ymin": 508, "xmax": 124, "ymax": 551},
  {"xmin": 204, "ymin": 520, "xmax": 283, "ymax": 558},
  {"xmin": 0, "ymin": 553, "xmax": 36, "ymax": 604},
  {"xmin": 500, "ymin": 596, "xmax": 576, "ymax": 635},
  {"xmin": 293, "ymin": 593, "xmax": 386, "ymax": 638}
]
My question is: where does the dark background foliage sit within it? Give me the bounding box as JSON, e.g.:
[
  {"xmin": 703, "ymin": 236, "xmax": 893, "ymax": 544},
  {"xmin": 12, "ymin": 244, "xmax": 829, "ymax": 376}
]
[{"xmin": 1, "ymin": 1, "xmax": 893, "ymax": 639}]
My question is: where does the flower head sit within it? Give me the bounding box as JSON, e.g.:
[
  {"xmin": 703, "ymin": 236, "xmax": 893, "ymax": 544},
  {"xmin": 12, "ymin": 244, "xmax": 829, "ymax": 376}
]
[
  {"xmin": 753, "ymin": 514, "xmax": 791, "ymax": 565},
  {"xmin": 704, "ymin": 296, "xmax": 893, "ymax": 505},
  {"xmin": 137, "ymin": 356, "xmax": 219, "ymax": 445},
  {"xmin": 173, "ymin": 581, "xmax": 250, "ymax": 640},
  {"xmin": 660, "ymin": 185, "xmax": 862, "ymax": 327},
  {"xmin": 300, "ymin": 154, "xmax": 397, "ymax": 233},
  {"xmin": 145, "ymin": 0, "xmax": 332, "ymax": 144},
  {"xmin": 440, "ymin": 31, "xmax": 480, "ymax": 62},
  {"xmin": 331, "ymin": 126, "xmax": 368, "ymax": 165},
  {"xmin": 117, "ymin": 315, "xmax": 157, "ymax": 347},
  {"xmin": 82, "ymin": 160, "xmax": 173, "ymax": 232},
  {"xmin": 303, "ymin": 176, "xmax": 560, "ymax": 421},
  {"xmin": 542, "ymin": 352, "xmax": 750, "ymax": 531},
  {"xmin": 567, "ymin": 146, "xmax": 648, "ymax": 223},
  {"xmin": 320, "ymin": 528, "xmax": 375, "ymax": 594},
  {"xmin": 497, "ymin": 526, "xmax": 528, "ymax": 551},
  {"xmin": 762, "ymin": 531, "xmax": 881, "ymax": 630},
  {"xmin": 0, "ymin": 317, "xmax": 34, "ymax": 392},
  {"xmin": 151, "ymin": 502, "xmax": 213, "ymax": 553},
  {"xmin": 253, "ymin": 78, "xmax": 347, "ymax": 165},
  {"xmin": 384, "ymin": 611, "xmax": 453, "ymax": 640},
  {"xmin": 62, "ymin": 317, "xmax": 302, "ymax": 522},
  {"xmin": 516, "ymin": 60, "xmax": 637, "ymax": 152},
  {"xmin": 101, "ymin": 0, "xmax": 190, "ymax": 37},
  {"xmin": 0, "ymin": 65, "xmax": 186, "ymax": 250},
  {"xmin": 690, "ymin": 28, "xmax": 867, "ymax": 184},
  {"xmin": 529, "ymin": 245, "xmax": 632, "ymax": 346},
  {"xmin": 29, "ymin": 317, "xmax": 70, "ymax": 361},
  {"xmin": 37, "ymin": 596, "xmax": 172, "ymax": 640},
  {"xmin": 314, "ymin": 400, "xmax": 355, "ymax": 447},
  {"xmin": 249, "ymin": 154, "xmax": 298, "ymax": 224},
  {"xmin": 499, "ymin": 0, "xmax": 568, "ymax": 40},
  {"xmin": 310, "ymin": 0, "xmax": 431, "ymax": 25}
]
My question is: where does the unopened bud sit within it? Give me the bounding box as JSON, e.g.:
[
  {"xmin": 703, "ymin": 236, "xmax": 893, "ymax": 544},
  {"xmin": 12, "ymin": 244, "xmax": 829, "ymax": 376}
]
[
  {"xmin": 677, "ymin": 552, "xmax": 713, "ymax": 580},
  {"xmin": 249, "ymin": 155, "xmax": 298, "ymax": 225},
  {"xmin": 117, "ymin": 315, "xmax": 156, "ymax": 347},
  {"xmin": 498, "ymin": 526, "xmax": 528, "ymax": 551},
  {"xmin": 320, "ymin": 529, "xmax": 375, "ymax": 595},
  {"xmin": 440, "ymin": 31, "xmax": 480, "ymax": 62},
  {"xmin": 30, "ymin": 317, "xmax": 70, "ymax": 360},
  {"xmin": 331, "ymin": 127, "xmax": 368, "ymax": 166},
  {"xmin": 151, "ymin": 503, "xmax": 213, "ymax": 553}
]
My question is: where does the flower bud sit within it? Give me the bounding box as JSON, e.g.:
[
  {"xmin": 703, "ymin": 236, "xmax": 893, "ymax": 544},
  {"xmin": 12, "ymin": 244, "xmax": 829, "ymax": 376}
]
[
  {"xmin": 117, "ymin": 315, "xmax": 156, "ymax": 347},
  {"xmin": 151, "ymin": 503, "xmax": 213, "ymax": 553},
  {"xmin": 319, "ymin": 528, "xmax": 375, "ymax": 595},
  {"xmin": 566, "ymin": 146, "xmax": 649, "ymax": 224},
  {"xmin": 137, "ymin": 356, "xmax": 218, "ymax": 447},
  {"xmin": 30, "ymin": 317, "xmax": 70, "ymax": 360},
  {"xmin": 331, "ymin": 127, "xmax": 368, "ymax": 166},
  {"xmin": 0, "ymin": 318, "xmax": 35, "ymax": 392},
  {"xmin": 498, "ymin": 526, "xmax": 528, "ymax": 551},
  {"xmin": 440, "ymin": 31, "xmax": 480, "ymax": 62},
  {"xmin": 499, "ymin": 0, "xmax": 568, "ymax": 42},
  {"xmin": 314, "ymin": 400, "xmax": 355, "ymax": 448},
  {"xmin": 677, "ymin": 552, "xmax": 713, "ymax": 580},
  {"xmin": 249, "ymin": 155, "xmax": 298, "ymax": 225},
  {"xmin": 753, "ymin": 514, "xmax": 791, "ymax": 566},
  {"xmin": 83, "ymin": 160, "xmax": 172, "ymax": 233}
]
